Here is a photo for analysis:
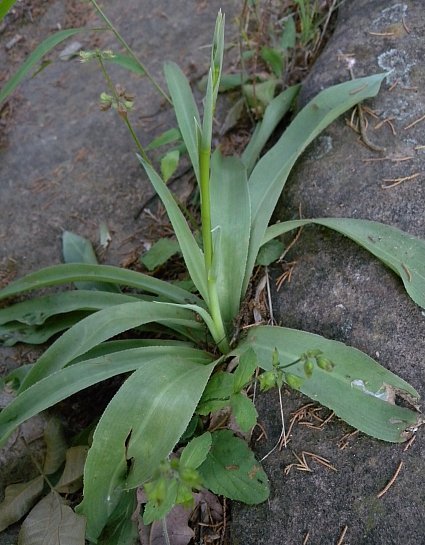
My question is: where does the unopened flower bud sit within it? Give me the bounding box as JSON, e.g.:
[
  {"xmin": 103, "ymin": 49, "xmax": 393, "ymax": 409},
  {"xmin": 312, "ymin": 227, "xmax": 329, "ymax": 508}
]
[{"xmin": 316, "ymin": 355, "xmax": 334, "ymax": 372}]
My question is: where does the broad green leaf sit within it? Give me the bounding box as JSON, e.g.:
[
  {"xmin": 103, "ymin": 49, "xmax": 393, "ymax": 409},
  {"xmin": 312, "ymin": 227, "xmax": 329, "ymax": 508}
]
[
  {"xmin": 0, "ymin": 263, "xmax": 204, "ymax": 307},
  {"xmin": 164, "ymin": 61, "xmax": 201, "ymax": 183},
  {"xmin": 138, "ymin": 157, "xmax": 208, "ymax": 303},
  {"xmin": 210, "ymin": 151, "xmax": 251, "ymax": 330},
  {"xmin": 280, "ymin": 15, "xmax": 296, "ymax": 49},
  {"xmin": 233, "ymin": 347, "xmax": 258, "ymax": 392},
  {"xmin": 76, "ymin": 356, "xmax": 216, "ymax": 541},
  {"xmin": 0, "ymin": 346, "xmax": 213, "ymax": 447},
  {"xmin": 0, "ymin": 29, "xmax": 85, "ymax": 104},
  {"xmin": 105, "ymin": 53, "xmax": 145, "ymax": 76},
  {"xmin": 141, "ymin": 238, "xmax": 181, "ymax": 271},
  {"xmin": 199, "ymin": 430, "xmax": 269, "ymax": 503},
  {"xmin": 0, "ymin": 476, "xmax": 44, "ymax": 532},
  {"xmin": 63, "ymin": 230, "xmax": 120, "ymax": 292},
  {"xmin": 197, "ymin": 372, "xmax": 234, "ymax": 415},
  {"xmin": 146, "ymin": 127, "xmax": 182, "ymax": 151},
  {"xmin": 98, "ymin": 491, "xmax": 138, "ymax": 545},
  {"xmin": 180, "ymin": 432, "xmax": 212, "ymax": 469},
  {"xmin": 260, "ymin": 46, "xmax": 284, "ymax": 77},
  {"xmin": 43, "ymin": 417, "xmax": 67, "ymax": 475},
  {"xmin": 0, "ymin": 311, "xmax": 90, "ymax": 346},
  {"xmin": 18, "ymin": 302, "xmax": 205, "ymax": 391},
  {"xmin": 256, "ymin": 238, "xmax": 284, "ymax": 266},
  {"xmin": 241, "ymin": 85, "xmax": 300, "ymax": 175},
  {"xmin": 161, "ymin": 149, "xmax": 180, "ymax": 181},
  {"xmin": 0, "ymin": 0, "xmax": 17, "ymax": 22},
  {"xmin": 55, "ymin": 446, "xmax": 89, "ymax": 494},
  {"xmin": 0, "ymin": 290, "xmax": 142, "ymax": 326},
  {"xmin": 238, "ymin": 326, "xmax": 421, "ymax": 442},
  {"xmin": 230, "ymin": 393, "xmax": 258, "ymax": 432},
  {"xmin": 263, "ymin": 218, "xmax": 425, "ymax": 310},
  {"xmin": 243, "ymin": 73, "xmax": 387, "ymax": 295},
  {"xmin": 18, "ymin": 491, "xmax": 85, "ymax": 545}
]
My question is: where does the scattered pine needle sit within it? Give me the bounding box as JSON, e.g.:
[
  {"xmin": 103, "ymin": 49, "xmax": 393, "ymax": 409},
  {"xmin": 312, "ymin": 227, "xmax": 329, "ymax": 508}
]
[
  {"xmin": 403, "ymin": 435, "xmax": 416, "ymax": 451},
  {"xmin": 302, "ymin": 531, "xmax": 310, "ymax": 544},
  {"xmin": 377, "ymin": 461, "xmax": 404, "ymax": 499},
  {"xmin": 404, "ymin": 113, "xmax": 425, "ymax": 130},
  {"xmin": 336, "ymin": 525, "xmax": 348, "ymax": 545},
  {"xmin": 381, "ymin": 172, "xmax": 421, "ymax": 188}
]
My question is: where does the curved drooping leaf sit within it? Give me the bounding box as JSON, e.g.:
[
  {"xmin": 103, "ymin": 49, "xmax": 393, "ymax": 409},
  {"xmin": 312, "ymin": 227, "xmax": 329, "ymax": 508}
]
[
  {"xmin": 0, "ymin": 29, "xmax": 86, "ymax": 105},
  {"xmin": 0, "ymin": 290, "xmax": 142, "ymax": 326},
  {"xmin": 243, "ymin": 73, "xmax": 387, "ymax": 295},
  {"xmin": 0, "ymin": 346, "xmax": 213, "ymax": 447},
  {"xmin": 138, "ymin": 157, "xmax": 208, "ymax": 303},
  {"xmin": 241, "ymin": 84, "xmax": 300, "ymax": 174},
  {"xmin": 76, "ymin": 356, "xmax": 216, "ymax": 541},
  {"xmin": 0, "ymin": 476, "xmax": 44, "ymax": 532},
  {"xmin": 210, "ymin": 151, "xmax": 251, "ymax": 330},
  {"xmin": 198, "ymin": 430, "xmax": 269, "ymax": 504},
  {"xmin": 164, "ymin": 61, "xmax": 201, "ymax": 183},
  {"xmin": 237, "ymin": 326, "xmax": 421, "ymax": 442},
  {"xmin": 18, "ymin": 302, "xmax": 205, "ymax": 392},
  {"xmin": 18, "ymin": 491, "xmax": 86, "ymax": 545},
  {"xmin": 263, "ymin": 218, "xmax": 425, "ymax": 310},
  {"xmin": 0, "ymin": 263, "xmax": 203, "ymax": 306}
]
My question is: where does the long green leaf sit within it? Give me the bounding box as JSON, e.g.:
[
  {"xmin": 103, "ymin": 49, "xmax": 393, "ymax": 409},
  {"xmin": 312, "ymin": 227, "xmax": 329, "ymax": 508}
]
[
  {"xmin": 76, "ymin": 356, "xmax": 216, "ymax": 541},
  {"xmin": 0, "ymin": 346, "xmax": 213, "ymax": 447},
  {"xmin": 263, "ymin": 218, "xmax": 425, "ymax": 309},
  {"xmin": 0, "ymin": 0, "xmax": 17, "ymax": 22},
  {"xmin": 238, "ymin": 326, "xmax": 420, "ymax": 442},
  {"xmin": 18, "ymin": 302, "xmax": 204, "ymax": 392},
  {"xmin": 138, "ymin": 157, "xmax": 208, "ymax": 303},
  {"xmin": 105, "ymin": 53, "xmax": 145, "ymax": 76},
  {"xmin": 210, "ymin": 151, "xmax": 251, "ymax": 330},
  {"xmin": 0, "ymin": 290, "xmax": 142, "ymax": 326},
  {"xmin": 0, "ymin": 29, "xmax": 86, "ymax": 104},
  {"xmin": 241, "ymin": 84, "xmax": 300, "ymax": 175},
  {"xmin": 243, "ymin": 73, "xmax": 387, "ymax": 295},
  {"xmin": 164, "ymin": 61, "xmax": 201, "ymax": 183},
  {"xmin": 0, "ymin": 263, "xmax": 203, "ymax": 306}
]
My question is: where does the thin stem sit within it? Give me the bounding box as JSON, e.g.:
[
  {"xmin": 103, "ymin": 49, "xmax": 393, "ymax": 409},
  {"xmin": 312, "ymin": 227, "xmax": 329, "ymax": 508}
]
[
  {"xmin": 161, "ymin": 517, "xmax": 171, "ymax": 545},
  {"xmin": 90, "ymin": 0, "xmax": 172, "ymax": 105},
  {"xmin": 199, "ymin": 148, "xmax": 213, "ymax": 272}
]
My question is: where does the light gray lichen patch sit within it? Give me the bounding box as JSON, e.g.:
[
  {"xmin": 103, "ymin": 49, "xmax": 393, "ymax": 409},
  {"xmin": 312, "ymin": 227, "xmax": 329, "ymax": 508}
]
[
  {"xmin": 308, "ymin": 135, "xmax": 333, "ymax": 160},
  {"xmin": 371, "ymin": 3, "xmax": 408, "ymax": 29},
  {"xmin": 377, "ymin": 49, "xmax": 413, "ymax": 85}
]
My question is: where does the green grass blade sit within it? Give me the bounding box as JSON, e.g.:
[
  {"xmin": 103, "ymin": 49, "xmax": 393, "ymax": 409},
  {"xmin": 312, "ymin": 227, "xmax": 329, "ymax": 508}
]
[
  {"xmin": 0, "ymin": 263, "xmax": 203, "ymax": 307},
  {"xmin": 164, "ymin": 61, "xmax": 201, "ymax": 183},
  {"xmin": 138, "ymin": 157, "xmax": 208, "ymax": 303},
  {"xmin": 0, "ymin": 346, "xmax": 213, "ymax": 448},
  {"xmin": 18, "ymin": 302, "xmax": 205, "ymax": 392},
  {"xmin": 76, "ymin": 356, "xmax": 216, "ymax": 541},
  {"xmin": 210, "ymin": 151, "xmax": 251, "ymax": 330},
  {"xmin": 238, "ymin": 325, "xmax": 420, "ymax": 442},
  {"xmin": 243, "ymin": 73, "xmax": 387, "ymax": 295},
  {"xmin": 0, "ymin": 291, "xmax": 146, "ymax": 326},
  {"xmin": 104, "ymin": 53, "xmax": 146, "ymax": 76},
  {"xmin": 263, "ymin": 218, "xmax": 425, "ymax": 309},
  {"xmin": 241, "ymin": 84, "xmax": 300, "ymax": 175},
  {"xmin": 0, "ymin": 0, "xmax": 17, "ymax": 22},
  {"xmin": 0, "ymin": 29, "xmax": 86, "ymax": 104}
]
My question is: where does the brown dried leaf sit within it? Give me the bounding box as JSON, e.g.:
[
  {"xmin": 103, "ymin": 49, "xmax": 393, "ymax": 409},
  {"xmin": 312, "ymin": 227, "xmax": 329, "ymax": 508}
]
[
  {"xmin": 149, "ymin": 505, "xmax": 194, "ymax": 545},
  {"xmin": 0, "ymin": 476, "xmax": 44, "ymax": 532},
  {"xmin": 55, "ymin": 445, "xmax": 89, "ymax": 494},
  {"xmin": 43, "ymin": 417, "xmax": 67, "ymax": 475}
]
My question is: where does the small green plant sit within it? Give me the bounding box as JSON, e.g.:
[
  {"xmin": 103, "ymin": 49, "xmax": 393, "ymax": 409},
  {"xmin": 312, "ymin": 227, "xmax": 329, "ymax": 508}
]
[{"xmin": 0, "ymin": 6, "xmax": 424, "ymax": 544}]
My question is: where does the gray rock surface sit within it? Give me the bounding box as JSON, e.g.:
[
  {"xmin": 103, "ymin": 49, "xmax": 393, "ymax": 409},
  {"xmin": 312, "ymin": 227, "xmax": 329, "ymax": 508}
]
[{"xmin": 232, "ymin": 1, "xmax": 424, "ymax": 544}]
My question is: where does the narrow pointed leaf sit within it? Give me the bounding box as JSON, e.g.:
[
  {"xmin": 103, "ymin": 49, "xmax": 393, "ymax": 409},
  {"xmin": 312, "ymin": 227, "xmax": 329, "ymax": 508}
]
[
  {"xmin": 164, "ymin": 61, "xmax": 201, "ymax": 182},
  {"xmin": 180, "ymin": 432, "xmax": 212, "ymax": 469},
  {"xmin": 18, "ymin": 491, "xmax": 86, "ymax": 545},
  {"xmin": 138, "ymin": 157, "xmax": 208, "ymax": 302},
  {"xmin": 199, "ymin": 430, "xmax": 269, "ymax": 503},
  {"xmin": 241, "ymin": 85, "xmax": 300, "ymax": 174},
  {"xmin": 238, "ymin": 326, "xmax": 421, "ymax": 442},
  {"xmin": 76, "ymin": 356, "xmax": 216, "ymax": 541},
  {"xmin": 105, "ymin": 53, "xmax": 146, "ymax": 76},
  {"xmin": 0, "ymin": 0, "xmax": 17, "ymax": 22},
  {"xmin": 0, "ymin": 263, "xmax": 203, "ymax": 306},
  {"xmin": 18, "ymin": 302, "xmax": 204, "ymax": 391},
  {"xmin": 263, "ymin": 218, "xmax": 425, "ymax": 309},
  {"xmin": 210, "ymin": 152, "xmax": 251, "ymax": 329},
  {"xmin": 243, "ymin": 73, "xmax": 387, "ymax": 294},
  {"xmin": 0, "ymin": 346, "xmax": 212, "ymax": 447},
  {"xmin": 0, "ymin": 29, "xmax": 86, "ymax": 104},
  {"xmin": 0, "ymin": 476, "xmax": 44, "ymax": 532}
]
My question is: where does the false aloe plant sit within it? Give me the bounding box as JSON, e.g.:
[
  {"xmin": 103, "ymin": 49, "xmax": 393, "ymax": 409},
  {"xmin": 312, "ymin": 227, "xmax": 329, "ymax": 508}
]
[{"xmin": 0, "ymin": 10, "xmax": 423, "ymax": 543}]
